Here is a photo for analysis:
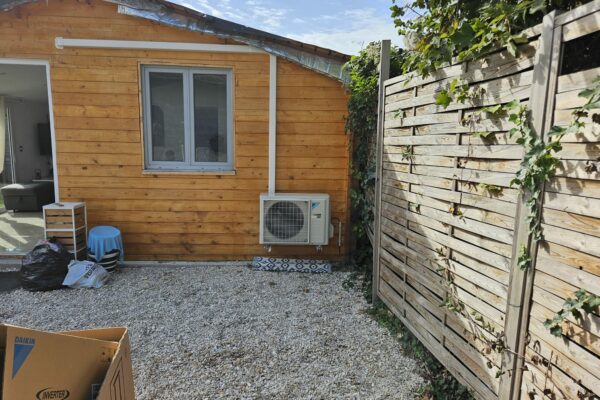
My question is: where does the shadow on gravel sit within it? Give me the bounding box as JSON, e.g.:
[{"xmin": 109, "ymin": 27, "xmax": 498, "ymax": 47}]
[{"xmin": 0, "ymin": 271, "xmax": 20, "ymax": 292}]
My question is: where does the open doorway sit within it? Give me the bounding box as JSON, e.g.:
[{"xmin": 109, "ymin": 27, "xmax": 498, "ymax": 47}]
[{"xmin": 0, "ymin": 61, "xmax": 56, "ymax": 256}]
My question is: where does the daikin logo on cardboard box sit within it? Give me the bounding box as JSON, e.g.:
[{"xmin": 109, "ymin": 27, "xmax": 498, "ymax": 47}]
[{"xmin": 12, "ymin": 336, "xmax": 35, "ymax": 379}]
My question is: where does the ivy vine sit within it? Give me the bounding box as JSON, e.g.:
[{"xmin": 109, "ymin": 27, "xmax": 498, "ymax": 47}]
[
  {"xmin": 437, "ymin": 250, "xmax": 508, "ymax": 378},
  {"xmin": 344, "ymin": 42, "xmax": 403, "ymax": 279},
  {"xmin": 481, "ymin": 77, "xmax": 600, "ymax": 270},
  {"xmin": 544, "ymin": 289, "xmax": 600, "ymax": 337}
]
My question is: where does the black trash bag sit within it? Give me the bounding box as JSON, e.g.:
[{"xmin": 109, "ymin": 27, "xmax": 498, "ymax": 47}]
[{"xmin": 20, "ymin": 239, "xmax": 72, "ymax": 291}]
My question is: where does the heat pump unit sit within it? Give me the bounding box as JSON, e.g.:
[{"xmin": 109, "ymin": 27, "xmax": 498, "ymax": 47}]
[{"xmin": 260, "ymin": 193, "xmax": 330, "ymax": 245}]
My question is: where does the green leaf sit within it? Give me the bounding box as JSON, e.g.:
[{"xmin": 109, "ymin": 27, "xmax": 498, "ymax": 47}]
[
  {"xmin": 449, "ymin": 78, "xmax": 458, "ymax": 93},
  {"xmin": 581, "ymin": 302, "xmax": 595, "ymax": 314},
  {"xmin": 481, "ymin": 104, "xmax": 502, "ymax": 114},
  {"xmin": 510, "ymin": 33, "xmax": 528, "ymax": 44},
  {"xmin": 549, "ymin": 325, "xmax": 563, "ymax": 337},
  {"xmin": 435, "ymin": 90, "xmax": 453, "ymax": 109},
  {"xmin": 584, "ymin": 101, "xmax": 600, "ymax": 110},
  {"xmin": 505, "ymin": 99, "xmax": 521, "ymax": 111},
  {"xmin": 529, "ymin": 0, "xmax": 546, "ymax": 14},
  {"xmin": 471, "ymin": 131, "xmax": 492, "ymax": 139},
  {"xmin": 548, "ymin": 125, "xmax": 566, "ymax": 136},
  {"xmin": 507, "ymin": 40, "xmax": 518, "ymax": 57},
  {"xmin": 578, "ymin": 88, "xmax": 595, "ymax": 98}
]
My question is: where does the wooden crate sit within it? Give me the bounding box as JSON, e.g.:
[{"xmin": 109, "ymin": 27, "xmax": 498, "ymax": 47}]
[{"xmin": 43, "ymin": 202, "xmax": 87, "ymax": 260}]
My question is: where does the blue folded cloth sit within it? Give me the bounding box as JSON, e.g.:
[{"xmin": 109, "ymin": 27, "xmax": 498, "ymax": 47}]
[{"xmin": 88, "ymin": 226, "xmax": 124, "ymax": 261}]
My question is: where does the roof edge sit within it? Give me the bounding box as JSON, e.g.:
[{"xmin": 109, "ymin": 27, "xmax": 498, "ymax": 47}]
[{"xmin": 113, "ymin": 0, "xmax": 349, "ymax": 81}]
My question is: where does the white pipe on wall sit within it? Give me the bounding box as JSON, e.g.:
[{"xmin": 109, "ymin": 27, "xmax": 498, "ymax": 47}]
[
  {"xmin": 0, "ymin": 96, "xmax": 5, "ymax": 176},
  {"xmin": 268, "ymin": 54, "xmax": 277, "ymax": 195},
  {"xmin": 55, "ymin": 37, "xmax": 265, "ymax": 54}
]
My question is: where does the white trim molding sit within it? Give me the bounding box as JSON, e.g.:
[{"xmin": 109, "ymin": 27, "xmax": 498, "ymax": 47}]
[
  {"xmin": 55, "ymin": 37, "xmax": 265, "ymax": 53},
  {"xmin": 0, "ymin": 58, "xmax": 60, "ymax": 202},
  {"xmin": 268, "ymin": 54, "xmax": 277, "ymax": 194}
]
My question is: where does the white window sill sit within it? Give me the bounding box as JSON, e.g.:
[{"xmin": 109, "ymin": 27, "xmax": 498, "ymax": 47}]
[{"xmin": 142, "ymin": 169, "xmax": 236, "ymax": 176}]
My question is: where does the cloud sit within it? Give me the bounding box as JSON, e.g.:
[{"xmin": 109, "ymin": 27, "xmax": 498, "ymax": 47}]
[
  {"xmin": 251, "ymin": 6, "xmax": 288, "ymax": 29},
  {"xmin": 177, "ymin": 0, "xmax": 243, "ymax": 21},
  {"xmin": 176, "ymin": 0, "xmax": 288, "ymax": 30},
  {"xmin": 312, "ymin": 14, "xmax": 339, "ymax": 21},
  {"xmin": 170, "ymin": 1, "xmax": 401, "ymax": 55},
  {"xmin": 288, "ymin": 8, "xmax": 401, "ymax": 55}
]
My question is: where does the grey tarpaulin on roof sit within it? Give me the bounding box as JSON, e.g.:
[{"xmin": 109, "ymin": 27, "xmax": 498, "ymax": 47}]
[
  {"xmin": 0, "ymin": 0, "xmax": 37, "ymax": 11},
  {"xmin": 0, "ymin": 0, "xmax": 350, "ymax": 82},
  {"xmin": 113, "ymin": 0, "xmax": 349, "ymax": 81},
  {"xmin": 0, "ymin": 0, "xmax": 35, "ymax": 11}
]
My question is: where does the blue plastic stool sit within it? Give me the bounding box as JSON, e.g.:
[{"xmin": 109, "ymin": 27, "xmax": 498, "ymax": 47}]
[{"xmin": 88, "ymin": 226, "xmax": 124, "ymax": 266}]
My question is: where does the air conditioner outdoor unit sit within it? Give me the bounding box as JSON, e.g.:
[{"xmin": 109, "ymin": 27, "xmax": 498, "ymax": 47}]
[{"xmin": 260, "ymin": 193, "xmax": 330, "ymax": 246}]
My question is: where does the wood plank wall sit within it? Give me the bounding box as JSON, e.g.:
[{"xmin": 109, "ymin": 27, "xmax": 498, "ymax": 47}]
[
  {"xmin": 375, "ymin": 3, "xmax": 600, "ymax": 399},
  {"xmin": 0, "ymin": 0, "xmax": 350, "ymax": 260}
]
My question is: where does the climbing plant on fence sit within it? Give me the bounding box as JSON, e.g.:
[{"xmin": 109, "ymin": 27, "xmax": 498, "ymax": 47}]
[
  {"xmin": 346, "ymin": 1, "xmax": 600, "ymax": 398},
  {"xmin": 344, "ymin": 43, "xmax": 474, "ymax": 399},
  {"xmin": 345, "ymin": 42, "xmax": 402, "ymax": 272},
  {"xmin": 365, "ymin": 1, "xmax": 600, "ymax": 398}
]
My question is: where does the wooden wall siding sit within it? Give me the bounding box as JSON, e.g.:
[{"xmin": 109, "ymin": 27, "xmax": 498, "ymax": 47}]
[
  {"xmin": 0, "ymin": 0, "xmax": 350, "ymax": 260},
  {"xmin": 374, "ymin": 3, "xmax": 600, "ymax": 399}
]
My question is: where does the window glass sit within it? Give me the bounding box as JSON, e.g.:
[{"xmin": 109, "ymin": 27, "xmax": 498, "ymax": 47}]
[
  {"xmin": 143, "ymin": 67, "xmax": 232, "ymax": 171},
  {"xmin": 148, "ymin": 72, "xmax": 185, "ymax": 162},
  {"xmin": 193, "ymin": 74, "xmax": 228, "ymax": 163}
]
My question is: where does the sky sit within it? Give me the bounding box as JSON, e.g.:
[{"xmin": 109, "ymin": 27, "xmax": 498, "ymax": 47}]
[{"xmin": 172, "ymin": 0, "xmax": 403, "ymax": 55}]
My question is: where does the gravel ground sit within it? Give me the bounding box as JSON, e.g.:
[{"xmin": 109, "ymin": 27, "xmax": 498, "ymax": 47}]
[{"xmin": 0, "ymin": 265, "xmax": 424, "ymax": 399}]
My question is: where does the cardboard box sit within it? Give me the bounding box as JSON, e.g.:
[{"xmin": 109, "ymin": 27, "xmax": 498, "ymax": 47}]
[{"xmin": 0, "ymin": 324, "xmax": 134, "ymax": 400}]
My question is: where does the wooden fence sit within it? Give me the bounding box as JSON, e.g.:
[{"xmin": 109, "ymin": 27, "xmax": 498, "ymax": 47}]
[{"xmin": 371, "ymin": 2, "xmax": 600, "ymax": 399}]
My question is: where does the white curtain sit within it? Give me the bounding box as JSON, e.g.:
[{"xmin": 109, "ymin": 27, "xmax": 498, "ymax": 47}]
[{"xmin": 0, "ymin": 96, "xmax": 5, "ymax": 175}]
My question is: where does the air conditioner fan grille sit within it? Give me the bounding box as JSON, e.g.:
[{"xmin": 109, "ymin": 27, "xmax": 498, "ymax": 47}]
[{"xmin": 265, "ymin": 200, "xmax": 307, "ymax": 241}]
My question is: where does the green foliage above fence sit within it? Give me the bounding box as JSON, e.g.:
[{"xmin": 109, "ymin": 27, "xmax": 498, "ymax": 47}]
[
  {"xmin": 390, "ymin": 0, "xmax": 589, "ymax": 77},
  {"xmin": 345, "ymin": 43, "xmax": 403, "ymax": 244}
]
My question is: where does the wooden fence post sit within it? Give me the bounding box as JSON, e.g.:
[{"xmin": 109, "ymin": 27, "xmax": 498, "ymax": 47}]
[
  {"xmin": 499, "ymin": 11, "xmax": 558, "ymax": 400},
  {"xmin": 372, "ymin": 39, "xmax": 391, "ymax": 304}
]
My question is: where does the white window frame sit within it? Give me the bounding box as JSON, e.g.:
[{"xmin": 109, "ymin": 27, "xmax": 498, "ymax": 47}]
[{"xmin": 142, "ymin": 65, "xmax": 233, "ymax": 171}]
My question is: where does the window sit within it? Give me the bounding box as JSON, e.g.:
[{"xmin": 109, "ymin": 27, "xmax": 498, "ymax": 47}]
[{"xmin": 142, "ymin": 66, "xmax": 233, "ymax": 171}]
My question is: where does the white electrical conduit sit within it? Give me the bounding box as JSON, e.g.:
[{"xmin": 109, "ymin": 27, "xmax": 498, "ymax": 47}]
[
  {"xmin": 55, "ymin": 37, "xmax": 265, "ymax": 53},
  {"xmin": 268, "ymin": 55, "xmax": 277, "ymax": 194}
]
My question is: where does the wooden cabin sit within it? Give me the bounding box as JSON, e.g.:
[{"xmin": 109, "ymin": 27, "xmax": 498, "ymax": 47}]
[{"xmin": 0, "ymin": 0, "xmax": 351, "ymax": 261}]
